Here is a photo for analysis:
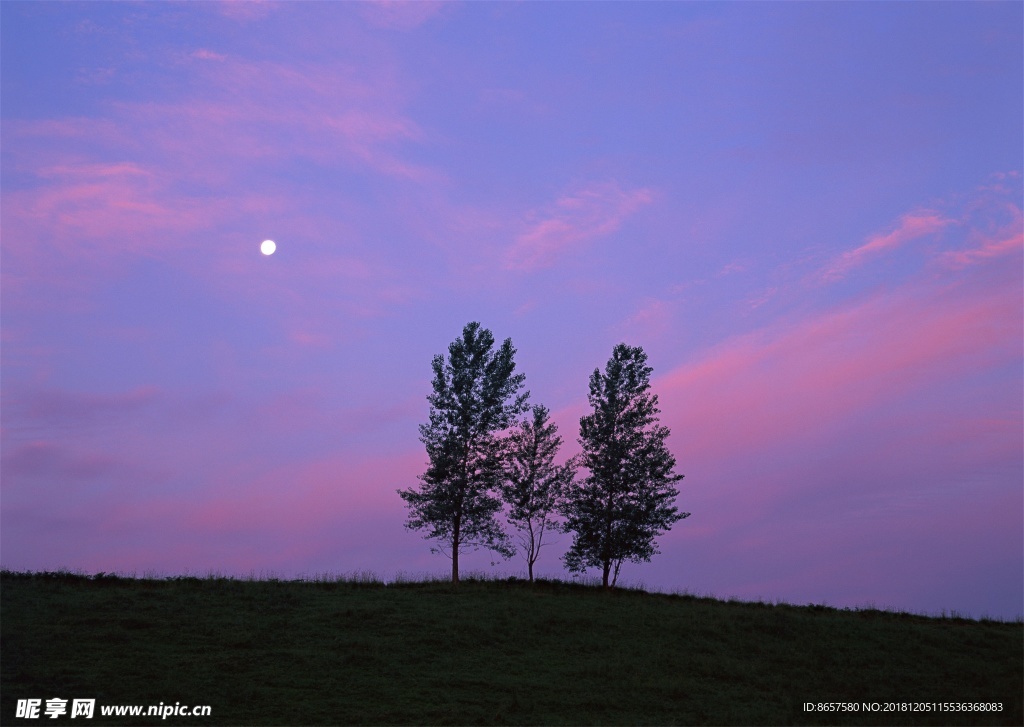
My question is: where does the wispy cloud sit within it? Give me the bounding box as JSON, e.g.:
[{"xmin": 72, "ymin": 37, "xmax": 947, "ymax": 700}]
[
  {"xmin": 5, "ymin": 51, "xmax": 431, "ymax": 212},
  {"xmin": 1, "ymin": 50, "xmax": 434, "ymax": 314},
  {"xmin": 5, "ymin": 162, "xmax": 221, "ymax": 255},
  {"xmin": 191, "ymin": 49, "xmax": 227, "ymax": 62},
  {"xmin": 940, "ymin": 229, "xmax": 1023, "ymax": 269},
  {"xmin": 505, "ymin": 182, "xmax": 654, "ymax": 271},
  {"xmin": 659, "ymin": 262, "xmax": 1021, "ymax": 465},
  {"xmin": 822, "ymin": 211, "xmax": 954, "ymax": 282},
  {"xmin": 124, "ymin": 56, "xmax": 430, "ymax": 181},
  {"xmin": 619, "ymin": 297, "xmax": 672, "ymax": 340},
  {"xmin": 938, "ymin": 199, "xmax": 1023, "ymax": 270},
  {"xmin": 718, "ymin": 261, "xmax": 748, "ymax": 276}
]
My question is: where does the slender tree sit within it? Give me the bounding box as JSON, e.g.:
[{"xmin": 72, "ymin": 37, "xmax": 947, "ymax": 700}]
[
  {"xmin": 562, "ymin": 344, "xmax": 689, "ymax": 588},
  {"xmin": 500, "ymin": 405, "xmax": 576, "ymax": 582},
  {"xmin": 398, "ymin": 322, "xmax": 529, "ymax": 583}
]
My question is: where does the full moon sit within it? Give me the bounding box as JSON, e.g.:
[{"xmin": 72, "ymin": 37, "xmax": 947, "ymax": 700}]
[{"xmin": 260, "ymin": 239, "xmax": 276, "ymax": 256}]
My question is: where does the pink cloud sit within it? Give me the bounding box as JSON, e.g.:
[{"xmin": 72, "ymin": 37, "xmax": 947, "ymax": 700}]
[
  {"xmin": 3, "ymin": 161, "xmax": 227, "ymax": 258},
  {"xmin": 191, "ymin": 49, "xmax": 227, "ymax": 62},
  {"xmin": 1, "ymin": 55, "xmax": 432, "ymax": 308},
  {"xmin": 822, "ymin": 211, "xmax": 954, "ymax": 281},
  {"xmin": 505, "ymin": 182, "xmax": 654, "ymax": 271},
  {"xmin": 745, "ymin": 286, "xmax": 779, "ymax": 310},
  {"xmin": 5, "ymin": 52, "xmax": 430, "ymax": 215},
  {"xmin": 658, "ymin": 267, "xmax": 1021, "ymax": 466},
  {"xmin": 111, "ymin": 98, "xmax": 426, "ymax": 183},
  {"xmin": 620, "ymin": 297, "xmax": 672, "ymax": 340},
  {"xmin": 923, "ymin": 185, "xmax": 1024, "ymax": 268},
  {"xmin": 938, "ymin": 200, "xmax": 1023, "ymax": 269},
  {"xmin": 940, "ymin": 230, "xmax": 1023, "ymax": 268},
  {"xmin": 718, "ymin": 261, "xmax": 748, "ymax": 276},
  {"xmin": 156, "ymin": 58, "xmax": 428, "ymax": 179}
]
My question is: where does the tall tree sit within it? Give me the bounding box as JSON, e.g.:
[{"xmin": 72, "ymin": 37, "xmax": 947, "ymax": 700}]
[
  {"xmin": 562, "ymin": 344, "xmax": 688, "ymax": 588},
  {"xmin": 500, "ymin": 405, "xmax": 575, "ymax": 583},
  {"xmin": 398, "ymin": 322, "xmax": 529, "ymax": 584}
]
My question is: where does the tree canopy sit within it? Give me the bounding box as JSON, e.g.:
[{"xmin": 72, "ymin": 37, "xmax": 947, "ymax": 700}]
[
  {"xmin": 561, "ymin": 344, "xmax": 688, "ymax": 588},
  {"xmin": 398, "ymin": 322, "xmax": 529, "ymax": 583},
  {"xmin": 500, "ymin": 404, "xmax": 575, "ymax": 582}
]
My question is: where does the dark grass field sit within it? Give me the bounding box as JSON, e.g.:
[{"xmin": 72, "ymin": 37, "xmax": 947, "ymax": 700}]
[{"xmin": 1, "ymin": 570, "xmax": 1020, "ymax": 726}]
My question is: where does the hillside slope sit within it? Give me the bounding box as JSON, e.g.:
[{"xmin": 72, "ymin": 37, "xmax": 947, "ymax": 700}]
[{"xmin": 2, "ymin": 572, "xmax": 1020, "ymax": 726}]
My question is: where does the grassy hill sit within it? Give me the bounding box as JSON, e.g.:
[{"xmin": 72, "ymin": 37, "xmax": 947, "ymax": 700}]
[{"xmin": 2, "ymin": 570, "xmax": 1020, "ymax": 726}]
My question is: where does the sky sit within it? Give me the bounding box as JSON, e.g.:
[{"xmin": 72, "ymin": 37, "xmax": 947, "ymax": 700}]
[{"xmin": 1, "ymin": 1, "xmax": 1021, "ymax": 619}]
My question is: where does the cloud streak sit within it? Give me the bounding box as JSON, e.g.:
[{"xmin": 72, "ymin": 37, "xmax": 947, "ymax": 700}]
[
  {"xmin": 505, "ymin": 182, "xmax": 654, "ymax": 271},
  {"xmin": 660, "ymin": 268, "xmax": 1020, "ymax": 463},
  {"xmin": 822, "ymin": 211, "xmax": 954, "ymax": 281},
  {"xmin": 939, "ymin": 198, "xmax": 1023, "ymax": 269}
]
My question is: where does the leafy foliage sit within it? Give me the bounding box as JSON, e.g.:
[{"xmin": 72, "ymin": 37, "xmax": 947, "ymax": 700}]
[
  {"xmin": 398, "ymin": 322, "xmax": 529, "ymax": 582},
  {"xmin": 500, "ymin": 405, "xmax": 576, "ymax": 582},
  {"xmin": 562, "ymin": 344, "xmax": 688, "ymax": 587}
]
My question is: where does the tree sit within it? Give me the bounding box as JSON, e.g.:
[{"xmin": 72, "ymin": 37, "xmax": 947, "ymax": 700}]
[
  {"xmin": 500, "ymin": 405, "xmax": 576, "ymax": 583},
  {"xmin": 561, "ymin": 344, "xmax": 689, "ymax": 588},
  {"xmin": 398, "ymin": 322, "xmax": 529, "ymax": 584}
]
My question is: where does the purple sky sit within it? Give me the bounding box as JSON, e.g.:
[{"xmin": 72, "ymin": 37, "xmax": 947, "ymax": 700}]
[{"xmin": 2, "ymin": 2, "xmax": 1021, "ymax": 619}]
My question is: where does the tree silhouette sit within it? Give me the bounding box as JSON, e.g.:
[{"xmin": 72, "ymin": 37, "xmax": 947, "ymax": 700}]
[
  {"xmin": 561, "ymin": 344, "xmax": 688, "ymax": 588},
  {"xmin": 398, "ymin": 322, "xmax": 529, "ymax": 583},
  {"xmin": 500, "ymin": 405, "xmax": 576, "ymax": 582}
]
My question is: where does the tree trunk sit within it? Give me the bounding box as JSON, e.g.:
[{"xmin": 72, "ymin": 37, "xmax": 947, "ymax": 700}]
[
  {"xmin": 528, "ymin": 560, "xmax": 534, "ymax": 583},
  {"xmin": 602, "ymin": 560, "xmax": 611, "ymax": 589},
  {"xmin": 452, "ymin": 501, "xmax": 462, "ymax": 584},
  {"xmin": 451, "ymin": 517, "xmax": 461, "ymax": 584}
]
